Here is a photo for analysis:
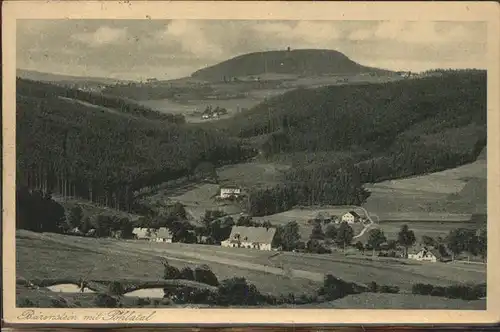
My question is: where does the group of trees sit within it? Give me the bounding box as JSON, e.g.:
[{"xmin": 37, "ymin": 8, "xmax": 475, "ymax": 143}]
[
  {"xmin": 446, "ymin": 227, "xmax": 487, "ymax": 261},
  {"xmin": 16, "ymin": 188, "xmax": 66, "ymax": 233},
  {"xmin": 17, "ymin": 79, "xmax": 254, "ymax": 215},
  {"xmin": 245, "ymin": 162, "xmax": 371, "ymax": 217}
]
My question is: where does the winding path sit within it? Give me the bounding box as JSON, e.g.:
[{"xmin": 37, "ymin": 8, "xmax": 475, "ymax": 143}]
[{"xmin": 352, "ymin": 206, "xmax": 379, "ymax": 240}]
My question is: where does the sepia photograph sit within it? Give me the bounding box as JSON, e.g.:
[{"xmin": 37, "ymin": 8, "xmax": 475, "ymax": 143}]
[{"xmin": 2, "ymin": 0, "xmax": 500, "ymax": 326}]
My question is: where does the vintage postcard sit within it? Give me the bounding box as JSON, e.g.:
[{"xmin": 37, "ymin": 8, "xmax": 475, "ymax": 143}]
[{"xmin": 2, "ymin": 0, "xmax": 500, "ymax": 326}]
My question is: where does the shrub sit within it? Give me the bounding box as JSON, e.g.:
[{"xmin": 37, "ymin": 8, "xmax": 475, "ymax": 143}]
[
  {"xmin": 473, "ymin": 283, "xmax": 487, "ymax": 298},
  {"xmin": 180, "ymin": 267, "xmax": 195, "ymax": 280},
  {"xmin": 18, "ymin": 298, "xmax": 35, "ymax": 307},
  {"xmin": 412, "ymin": 282, "xmax": 483, "ymax": 300},
  {"xmin": 135, "ymin": 297, "xmax": 151, "ymax": 307},
  {"xmin": 108, "ymin": 281, "xmax": 125, "ymax": 296},
  {"xmin": 161, "ymin": 298, "xmax": 173, "ymax": 306},
  {"xmin": 379, "ymin": 285, "xmax": 400, "ymax": 294},
  {"xmin": 50, "ymin": 298, "xmax": 69, "ymax": 308},
  {"xmin": 94, "ymin": 293, "xmax": 118, "ymax": 308},
  {"xmin": 354, "ymin": 241, "xmax": 364, "ymax": 251},
  {"xmin": 445, "ymin": 284, "xmax": 479, "ymax": 300},
  {"xmin": 430, "ymin": 286, "xmax": 446, "ymax": 297},
  {"xmin": 412, "ymin": 283, "xmax": 435, "ymax": 296},
  {"xmin": 194, "ymin": 265, "xmax": 219, "ymax": 286},
  {"xmin": 216, "ymin": 277, "xmax": 260, "ymax": 306},
  {"xmin": 173, "ymin": 286, "xmax": 213, "ymax": 304},
  {"xmin": 368, "ymin": 281, "xmax": 378, "ymax": 293},
  {"xmin": 318, "ymin": 274, "xmax": 356, "ymax": 301},
  {"xmin": 164, "ymin": 265, "xmax": 181, "ymax": 279}
]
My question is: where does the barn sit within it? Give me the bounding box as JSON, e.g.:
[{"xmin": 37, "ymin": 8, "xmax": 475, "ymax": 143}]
[{"xmin": 221, "ymin": 226, "xmax": 276, "ymax": 251}]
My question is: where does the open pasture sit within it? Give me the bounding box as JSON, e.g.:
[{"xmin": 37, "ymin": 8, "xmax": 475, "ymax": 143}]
[
  {"xmin": 17, "ymin": 230, "xmax": 485, "ymax": 299},
  {"xmin": 217, "ymin": 162, "xmax": 290, "ymax": 188},
  {"xmin": 137, "ymin": 97, "xmax": 262, "ymax": 123},
  {"xmin": 363, "ymin": 159, "xmax": 487, "ymax": 216}
]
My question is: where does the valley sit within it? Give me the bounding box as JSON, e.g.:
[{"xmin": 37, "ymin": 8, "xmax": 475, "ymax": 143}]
[{"xmin": 14, "ymin": 48, "xmax": 488, "ymax": 309}]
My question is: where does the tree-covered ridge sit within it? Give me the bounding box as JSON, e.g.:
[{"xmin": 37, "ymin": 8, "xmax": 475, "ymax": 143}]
[
  {"xmin": 222, "ymin": 70, "xmax": 486, "ymax": 150},
  {"xmin": 16, "ymin": 80, "xmax": 255, "ymax": 212},
  {"xmin": 217, "ymin": 70, "xmax": 487, "ymax": 216},
  {"xmin": 17, "ymin": 78, "xmax": 185, "ymax": 123}
]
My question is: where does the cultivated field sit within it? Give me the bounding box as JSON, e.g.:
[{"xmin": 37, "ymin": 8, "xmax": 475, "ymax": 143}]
[
  {"xmin": 17, "ymin": 230, "xmax": 486, "ymax": 299},
  {"xmin": 363, "ymin": 159, "xmax": 487, "ymax": 217}
]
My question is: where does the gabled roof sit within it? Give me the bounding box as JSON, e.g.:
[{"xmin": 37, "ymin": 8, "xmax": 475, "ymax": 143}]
[
  {"xmin": 344, "ymin": 211, "xmax": 361, "ymax": 218},
  {"xmin": 133, "ymin": 227, "xmax": 173, "ymax": 239},
  {"xmin": 132, "ymin": 227, "xmax": 150, "ymax": 238},
  {"xmin": 224, "ymin": 226, "xmax": 276, "ymax": 244},
  {"xmin": 411, "ymin": 246, "xmax": 449, "ymax": 261},
  {"xmin": 157, "ymin": 227, "xmax": 173, "ymax": 239}
]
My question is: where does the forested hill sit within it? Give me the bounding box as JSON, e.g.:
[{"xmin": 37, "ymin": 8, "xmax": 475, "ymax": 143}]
[
  {"xmin": 191, "ymin": 49, "xmax": 394, "ymax": 82},
  {"xmin": 219, "ymin": 69, "xmax": 487, "ymax": 181},
  {"xmin": 17, "ymin": 78, "xmax": 185, "ymax": 123},
  {"xmin": 16, "ymin": 79, "xmax": 254, "ymax": 212}
]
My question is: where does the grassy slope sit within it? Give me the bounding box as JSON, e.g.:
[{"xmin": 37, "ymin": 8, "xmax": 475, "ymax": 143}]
[
  {"xmin": 17, "ymin": 231, "xmax": 485, "ymax": 297},
  {"xmin": 297, "ymin": 293, "xmax": 485, "ymax": 309},
  {"xmin": 363, "ymin": 147, "xmax": 487, "ymax": 217}
]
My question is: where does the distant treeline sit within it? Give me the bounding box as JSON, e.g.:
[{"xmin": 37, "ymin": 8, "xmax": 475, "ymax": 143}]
[{"xmin": 17, "ymin": 78, "xmax": 185, "ymax": 123}]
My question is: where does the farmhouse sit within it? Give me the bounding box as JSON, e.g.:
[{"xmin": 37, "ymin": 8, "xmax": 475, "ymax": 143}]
[
  {"xmin": 132, "ymin": 227, "xmax": 173, "ymax": 243},
  {"xmin": 221, "ymin": 226, "xmax": 276, "ymax": 251},
  {"xmin": 153, "ymin": 227, "xmax": 173, "ymax": 243},
  {"xmin": 408, "ymin": 247, "xmax": 449, "ymax": 263},
  {"xmin": 341, "ymin": 211, "xmax": 362, "ymax": 224},
  {"xmin": 219, "ymin": 186, "xmax": 242, "ymax": 199}
]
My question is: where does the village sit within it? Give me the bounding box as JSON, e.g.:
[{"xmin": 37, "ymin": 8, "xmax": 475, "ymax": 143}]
[{"xmin": 64, "ymin": 183, "xmax": 476, "ymax": 265}]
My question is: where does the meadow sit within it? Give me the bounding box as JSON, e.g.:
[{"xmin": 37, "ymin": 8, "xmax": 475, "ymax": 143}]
[
  {"xmin": 17, "ymin": 230, "xmax": 486, "ymax": 299},
  {"xmin": 362, "ymin": 158, "xmax": 486, "ymax": 217}
]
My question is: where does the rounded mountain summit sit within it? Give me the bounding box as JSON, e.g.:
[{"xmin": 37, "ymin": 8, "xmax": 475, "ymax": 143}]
[{"xmin": 191, "ymin": 48, "xmax": 393, "ymax": 82}]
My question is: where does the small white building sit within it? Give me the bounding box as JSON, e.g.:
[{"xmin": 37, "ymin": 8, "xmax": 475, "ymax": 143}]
[
  {"xmin": 221, "ymin": 226, "xmax": 276, "ymax": 251},
  {"xmin": 219, "ymin": 186, "xmax": 242, "ymax": 199},
  {"xmin": 408, "ymin": 247, "xmax": 447, "ymax": 263},
  {"xmin": 153, "ymin": 227, "xmax": 173, "ymax": 243},
  {"xmin": 341, "ymin": 211, "xmax": 362, "ymax": 224}
]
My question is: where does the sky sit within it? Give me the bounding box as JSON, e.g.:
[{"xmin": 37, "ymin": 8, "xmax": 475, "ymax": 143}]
[{"xmin": 17, "ymin": 20, "xmax": 487, "ymax": 81}]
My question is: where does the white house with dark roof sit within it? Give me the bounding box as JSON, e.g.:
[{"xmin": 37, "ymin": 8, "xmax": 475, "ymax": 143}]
[
  {"xmin": 408, "ymin": 246, "xmax": 450, "ymax": 263},
  {"xmin": 221, "ymin": 226, "xmax": 276, "ymax": 251},
  {"xmin": 341, "ymin": 211, "xmax": 362, "ymax": 224},
  {"xmin": 132, "ymin": 227, "xmax": 173, "ymax": 243},
  {"xmin": 153, "ymin": 227, "xmax": 173, "ymax": 243}
]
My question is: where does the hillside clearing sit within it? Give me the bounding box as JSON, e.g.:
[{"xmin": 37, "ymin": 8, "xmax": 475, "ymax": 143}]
[{"xmin": 363, "ymin": 159, "xmax": 486, "ymax": 216}]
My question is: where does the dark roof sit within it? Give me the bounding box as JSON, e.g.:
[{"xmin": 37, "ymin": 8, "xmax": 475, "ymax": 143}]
[
  {"xmin": 133, "ymin": 227, "xmax": 172, "ymax": 239},
  {"xmin": 224, "ymin": 226, "xmax": 276, "ymax": 244},
  {"xmin": 346, "ymin": 211, "xmax": 361, "ymax": 218}
]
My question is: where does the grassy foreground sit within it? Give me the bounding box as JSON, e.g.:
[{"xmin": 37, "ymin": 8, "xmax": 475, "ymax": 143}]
[{"xmin": 17, "ymin": 230, "xmax": 485, "ymax": 293}]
